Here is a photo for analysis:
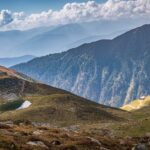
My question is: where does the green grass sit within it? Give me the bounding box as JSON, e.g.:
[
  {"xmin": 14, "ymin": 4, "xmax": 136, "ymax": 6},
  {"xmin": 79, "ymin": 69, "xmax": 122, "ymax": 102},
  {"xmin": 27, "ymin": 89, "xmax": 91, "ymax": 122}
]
[
  {"xmin": 0, "ymin": 94, "xmax": 124, "ymax": 126},
  {"xmin": 109, "ymin": 104, "xmax": 150, "ymax": 137},
  {"xmin": 121, "ymin": 96, "xmax": 150, "ymax": 111},
  {"xmin": 111, "ymin": 119, "xmax": 150, "ymax": 137},
  {"xmin": 0, "ymin": 99, "xmax": 24, "ymax": 112},
  {"xmin": 0, "ymin": 71, "xmax": 126, "ymax": 127}
]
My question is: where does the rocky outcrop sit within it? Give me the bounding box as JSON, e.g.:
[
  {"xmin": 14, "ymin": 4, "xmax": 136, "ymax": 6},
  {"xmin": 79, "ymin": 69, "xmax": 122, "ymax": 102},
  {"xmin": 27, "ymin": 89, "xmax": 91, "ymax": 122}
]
[{"xmin": 0, "ymin": 121, "xmax": 149, "ymax": 150}]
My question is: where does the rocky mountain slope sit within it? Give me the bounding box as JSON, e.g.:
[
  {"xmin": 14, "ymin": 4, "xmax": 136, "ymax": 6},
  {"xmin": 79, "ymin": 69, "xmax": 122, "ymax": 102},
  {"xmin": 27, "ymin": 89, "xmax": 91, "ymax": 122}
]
[
  {"xmin": 0, "ymin": 121, "xmax": 150, "ymax": 150},
  {"xmin": 12, "ymin": 24, "xmax": 150, "ymax": 107},
  {"xmin": 0, "ymin": 66, "xmax": 125, "ymax": 125}
]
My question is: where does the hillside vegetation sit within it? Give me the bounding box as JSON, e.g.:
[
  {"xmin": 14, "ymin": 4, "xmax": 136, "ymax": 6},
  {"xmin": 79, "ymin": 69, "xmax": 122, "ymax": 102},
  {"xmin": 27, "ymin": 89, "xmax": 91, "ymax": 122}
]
[
  {"xmin": 0, "ymin": 66, "xmax": 125, "ymax": 126},
  {"xmin": 121, "ymin": 96, "xmax": 150, "ymax": 111}
]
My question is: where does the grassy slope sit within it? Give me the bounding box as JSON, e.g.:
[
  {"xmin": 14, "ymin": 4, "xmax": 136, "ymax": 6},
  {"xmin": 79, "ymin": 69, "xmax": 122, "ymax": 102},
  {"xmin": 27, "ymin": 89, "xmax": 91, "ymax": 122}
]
[
  {"xmin": 112, "ymin": 106, "xmax": 150, "ymax": 137},
  {"xmin": 108, "ymin": 96, "xmax": 150, "ymax": 137},
  {"xmin": 0, "ymin": 94, "xmax": 126, "ymax": 126},
  {"xmin": 0, "ymin": 66, "xmax": 126, "ymax": 126},
  {"xmin": 121, "ymin": 96, "xmax": 150, "ymax": 111}
]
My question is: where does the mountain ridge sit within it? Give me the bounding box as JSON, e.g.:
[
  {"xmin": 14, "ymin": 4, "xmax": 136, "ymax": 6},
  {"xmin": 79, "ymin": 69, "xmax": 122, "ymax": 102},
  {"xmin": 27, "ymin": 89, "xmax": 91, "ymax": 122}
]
[
  {"xmin": 12, "ymin": 24, "xmax": 150, "ymax": 107},
  {"xmin": 0, "ymin": 21, "xmax": 132, "ymax": 57}
]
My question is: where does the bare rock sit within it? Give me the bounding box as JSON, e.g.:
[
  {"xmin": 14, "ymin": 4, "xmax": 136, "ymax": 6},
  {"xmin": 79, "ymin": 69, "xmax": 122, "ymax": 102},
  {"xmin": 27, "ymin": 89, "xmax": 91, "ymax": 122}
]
[
  {"xmin": 132, "ymin": 144, "xmax": 147, "ymax": 150},
  {"xmin": 27, "ymin": 141, "xmax": 48, "ymax": 149}
]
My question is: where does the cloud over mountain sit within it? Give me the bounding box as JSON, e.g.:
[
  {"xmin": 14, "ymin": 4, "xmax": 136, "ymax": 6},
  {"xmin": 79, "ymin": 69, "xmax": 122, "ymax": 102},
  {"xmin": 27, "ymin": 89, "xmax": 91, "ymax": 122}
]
[{"xmin": 1, "ymin": 0, "xmax": 150, "ymax": 30}]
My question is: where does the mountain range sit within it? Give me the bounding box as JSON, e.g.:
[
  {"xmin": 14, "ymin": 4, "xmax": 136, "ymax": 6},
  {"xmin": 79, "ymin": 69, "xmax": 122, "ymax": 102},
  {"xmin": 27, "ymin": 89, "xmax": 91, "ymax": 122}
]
[
  {"xmin": 12, "ymin": 24, "xmax": 150, "ymax": 107},
  {"xmin": 0, "ymin": 20, "xmax": 138, "ymax": 57}
]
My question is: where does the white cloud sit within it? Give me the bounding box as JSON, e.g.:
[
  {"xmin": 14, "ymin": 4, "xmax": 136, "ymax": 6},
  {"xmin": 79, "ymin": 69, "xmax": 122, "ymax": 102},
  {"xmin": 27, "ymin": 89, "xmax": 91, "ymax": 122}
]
[
  {"xmin": 0, "ymin": 10, "xmax": 13, "ymax": 26},
  {"xmin": 1, "ymin": 0, "xmax": 150, "ymax": 30}
]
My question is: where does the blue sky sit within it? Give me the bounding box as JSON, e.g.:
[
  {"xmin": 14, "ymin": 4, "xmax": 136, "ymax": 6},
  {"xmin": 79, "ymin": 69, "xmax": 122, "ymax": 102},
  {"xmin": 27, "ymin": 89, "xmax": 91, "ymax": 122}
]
[
  {"xmin": 0, "ymin": 0, "xmax": 106, "ymax": 13},
  {"xmin": 0, "ymin": 0, "xmax": 149, "ymax": 57}
]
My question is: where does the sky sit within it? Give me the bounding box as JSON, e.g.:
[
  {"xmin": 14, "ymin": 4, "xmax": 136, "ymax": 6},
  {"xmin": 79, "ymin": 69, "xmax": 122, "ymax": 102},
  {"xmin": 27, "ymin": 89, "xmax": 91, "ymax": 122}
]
[
  {"xmin": 0, "ymin": 0, "xmax": 150, "ymax": 31},
  {"xmin": 0, "ymin": 0, "xmax": 106, "ymax": 13}
]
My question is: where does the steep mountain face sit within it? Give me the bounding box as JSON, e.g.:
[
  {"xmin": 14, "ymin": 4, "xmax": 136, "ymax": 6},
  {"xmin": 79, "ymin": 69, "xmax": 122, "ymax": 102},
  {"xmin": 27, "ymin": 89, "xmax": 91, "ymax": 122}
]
[
  {"xmin": 0, "ymin": 55, "xmax": 35, "ymax": 67},
  {"xmin": 12, "ymin": 24, "xmax": 150, "ymax": 107}
]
